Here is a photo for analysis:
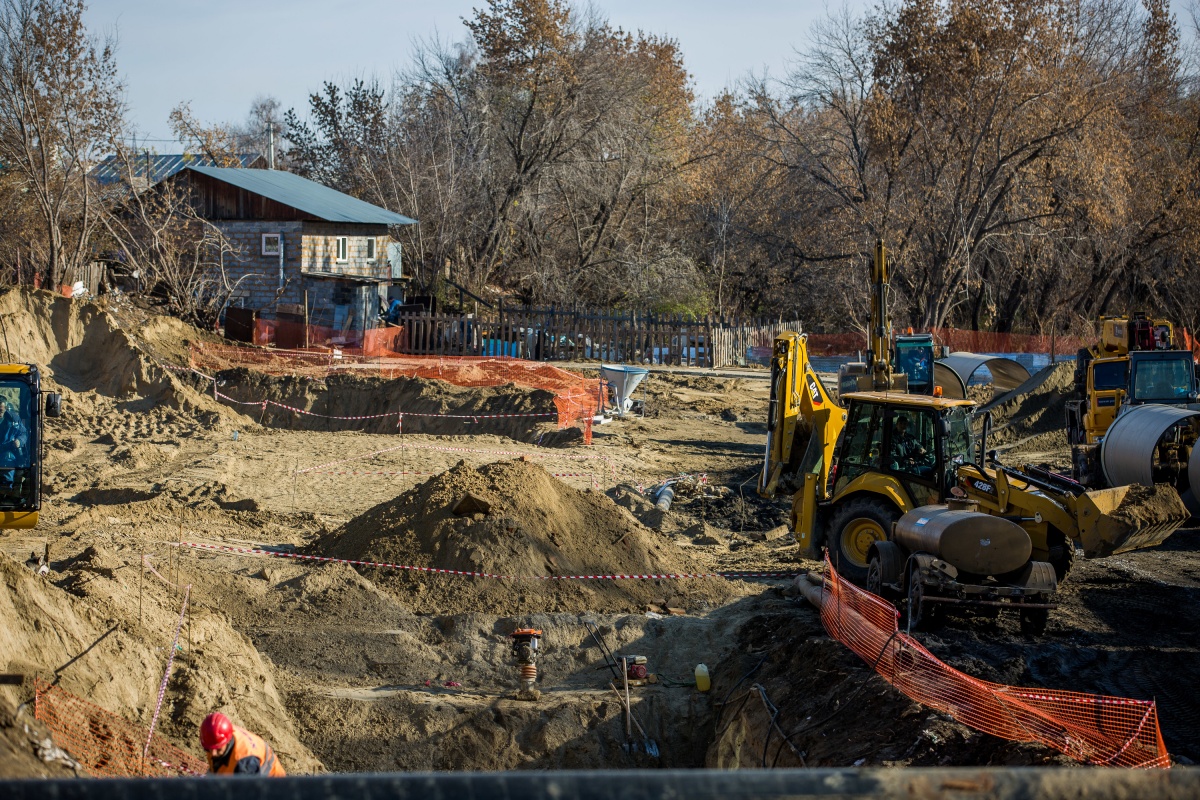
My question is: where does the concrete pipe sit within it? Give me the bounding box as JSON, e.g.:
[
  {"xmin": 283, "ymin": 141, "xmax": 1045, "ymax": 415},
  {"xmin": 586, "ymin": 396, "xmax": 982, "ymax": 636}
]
[
  {"xmin": 893, "ymin": 505, "xmax": 1032, "ymax": 576},
  {"xmin": 1100, "ymin": 404, "xmax": 1200, "ymax": 496}
]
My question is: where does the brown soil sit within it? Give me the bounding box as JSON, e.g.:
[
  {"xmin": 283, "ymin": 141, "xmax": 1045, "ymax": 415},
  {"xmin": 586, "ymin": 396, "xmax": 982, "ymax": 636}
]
[
  {"xmin": 209, "ymin": 369, "xmax": 576, "ymax": 443},
  {"xmin": 979, "ymin": 362, "xmax": 1074, "ymax": 453},
  {"xmin": 640, "ymin": 373, "xmax": 763, "ymax": 423},
  {"xmin": 2, "ymin": 287, "xmax": 1199, "ymax": 777},
  {"xmin": 320, "ymin": 459, "xmax": 746, "ymax": 614},
  {"xmin": 1104, "ymin": 484, "xmax": 1191, "ymax": 547}
]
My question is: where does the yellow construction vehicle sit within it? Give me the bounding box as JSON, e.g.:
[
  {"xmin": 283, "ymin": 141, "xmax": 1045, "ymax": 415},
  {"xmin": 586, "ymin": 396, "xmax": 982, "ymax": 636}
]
[
  {"xmin": 1066, "ymin": 314, "xmax": 1200, "ymax": 504},
  {"xmin": 0, "ymin": 364, "xmax": 61, "ymax": 529},
  {"xmin": 758, "ymin": 332, "xmax": 1188, "ymax": 618}
]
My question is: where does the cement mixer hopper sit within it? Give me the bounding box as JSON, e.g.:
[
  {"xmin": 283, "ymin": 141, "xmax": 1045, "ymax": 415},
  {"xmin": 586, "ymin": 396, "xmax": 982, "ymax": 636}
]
[{"xmin": 599, "ymin": 364, "xmax": 649, "ymax": 416}]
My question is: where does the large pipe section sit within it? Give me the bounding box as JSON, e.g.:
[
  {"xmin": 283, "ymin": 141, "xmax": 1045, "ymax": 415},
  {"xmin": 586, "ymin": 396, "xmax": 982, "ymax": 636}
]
[
  {"xmin": 935, "ymin": 354, "xmax": 1031, "ymax": 400},
  {"xmin": 1100, "ymin": 404, "xmax": 1200, "ymax": 497},
  {"xmin": 893, "ymin": 506, "xmax": 1032, "ymax": 576}
]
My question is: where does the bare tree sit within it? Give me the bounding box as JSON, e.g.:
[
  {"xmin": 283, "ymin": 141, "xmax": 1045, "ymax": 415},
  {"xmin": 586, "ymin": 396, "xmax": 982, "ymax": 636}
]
[
  {"xmin": 0, "ymin": 0, "xmax": 123, "ymax": 288},
  {"xmin": 100, "ymin": 145, "xmax": 247, "ymax": 327},
  {"xmin": 168, "ymin": 101, "xmax": 242, "ymax": 166}
]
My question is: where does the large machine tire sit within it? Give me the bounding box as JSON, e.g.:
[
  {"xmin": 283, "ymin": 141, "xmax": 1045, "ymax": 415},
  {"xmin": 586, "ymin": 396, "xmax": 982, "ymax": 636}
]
[
  {"xmin": 866, "ymin": 541, "xmax": 905, "ymax": 598},
  {"xmin": 828, "ymin": 497, "xmax": 900, "ymax": 584},
  {"xmin": 1047, "ymin": 530, "xmax": 1077, "ymax": 583}
]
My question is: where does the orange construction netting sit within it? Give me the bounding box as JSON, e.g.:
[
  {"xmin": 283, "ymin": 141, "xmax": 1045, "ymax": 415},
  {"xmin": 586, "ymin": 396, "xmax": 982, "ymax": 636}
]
[
  {"xmin": 817, "ymin": 559, "xmax": 1170, "ymax": 768},
  {"xmin": 34, "ymin": 679, "xmax": 207, "ymax": 777},
  {"xmin": 804, "ymin": 328, "xmax": 1089, "ymax": 356},
  {"xmin": 189, "ymin": 343, "xmax": 599, "ymax": 444}
]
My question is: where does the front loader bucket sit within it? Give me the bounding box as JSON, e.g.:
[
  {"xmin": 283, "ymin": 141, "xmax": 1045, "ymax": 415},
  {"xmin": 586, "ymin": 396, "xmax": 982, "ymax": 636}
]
[{"xmin": 1076, "ymin": 484, "xmax": 1190, "ymax": 558}]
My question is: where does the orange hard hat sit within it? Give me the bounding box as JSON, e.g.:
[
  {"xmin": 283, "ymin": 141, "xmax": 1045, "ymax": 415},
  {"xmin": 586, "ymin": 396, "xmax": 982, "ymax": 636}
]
[{"xmin": 200, "ymin": 712, "xmax": 234, "ymax": 751}]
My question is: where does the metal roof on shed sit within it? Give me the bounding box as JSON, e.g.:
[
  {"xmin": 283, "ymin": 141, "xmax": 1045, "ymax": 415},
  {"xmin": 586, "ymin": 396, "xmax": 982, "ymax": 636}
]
[
  {"xmin": 184, "ymin": 166, "xmax": 417, "ymax": 225},
  {"xmin": 90, "ymin": 153, "xmax": 262, "ymax": 185}
]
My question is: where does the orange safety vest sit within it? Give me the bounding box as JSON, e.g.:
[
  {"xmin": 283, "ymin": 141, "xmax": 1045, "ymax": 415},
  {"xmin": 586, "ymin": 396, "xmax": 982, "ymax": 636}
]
[{"xmin": 208, "ymin": 726, "xmax": 286, "ymax": 777}]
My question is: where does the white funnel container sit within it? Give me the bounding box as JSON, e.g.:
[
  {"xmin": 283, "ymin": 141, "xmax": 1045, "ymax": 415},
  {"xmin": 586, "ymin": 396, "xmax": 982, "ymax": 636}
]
[{"xmin": 600, "ymin": 364, "xmax": 649, "ymax": 416}]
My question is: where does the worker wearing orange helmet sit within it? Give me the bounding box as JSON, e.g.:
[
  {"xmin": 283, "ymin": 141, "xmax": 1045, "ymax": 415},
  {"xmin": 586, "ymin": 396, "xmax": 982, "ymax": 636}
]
[{"xmin": 199, "ymin": 712, "xmax": 286, "ymax": 776}]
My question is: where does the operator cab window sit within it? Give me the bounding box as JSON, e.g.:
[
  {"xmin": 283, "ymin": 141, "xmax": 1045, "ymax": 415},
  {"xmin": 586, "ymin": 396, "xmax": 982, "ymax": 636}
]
[
  {"xmin": 1131, "ymin": 357, "xmax": 1194, "ymax": 402},
  {"xmin": 895, "ymin": 344, "xmax": 931, "ymax": 389},
  {"xmin": 1091, "ymin": 360, "xmax": 1128, "ymax": 391},
  {"xmin": 835, "ymin": 401, "xmax": 883, "ymax": 493},
  {"xmin": 0, "ymin": 382, "xmax": 34, "ymax": 509},
  {"xmin": 886, "ymin": 407, "xmax": 936, "ymax": 480}
]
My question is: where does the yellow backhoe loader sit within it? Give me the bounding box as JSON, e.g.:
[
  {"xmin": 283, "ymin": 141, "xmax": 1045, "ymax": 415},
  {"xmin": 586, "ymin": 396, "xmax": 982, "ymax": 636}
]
[
  {"xmin": 758, "ymin": 331, "xmax": 1189, "ymax": 631},
  {"xmin": 0, "ymin": 364, "xmax": 61, "ymax": 529}
]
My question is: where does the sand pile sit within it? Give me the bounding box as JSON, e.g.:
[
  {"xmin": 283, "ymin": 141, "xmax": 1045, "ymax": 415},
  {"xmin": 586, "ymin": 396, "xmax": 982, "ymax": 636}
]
[
  {"xmin": 0, "ymin": 548, "xmax": 322, "ymax": 775},
  {"xmin": 320, "ymin": 459, "xmax": 740, "ymax": 613},
  {"xmin": 978, "ymin": 362, "xmax": 1074, "ymax": 453},
  {"xmin": 0, "ymin": 288, "xmax": 234, "ymax": 434}
]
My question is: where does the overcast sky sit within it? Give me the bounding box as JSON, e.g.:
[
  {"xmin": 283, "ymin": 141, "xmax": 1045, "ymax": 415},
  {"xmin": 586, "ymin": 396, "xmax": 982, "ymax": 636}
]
[{"xmin": 83, "ymin": 0, "xmax": 873, "ymax": 143}]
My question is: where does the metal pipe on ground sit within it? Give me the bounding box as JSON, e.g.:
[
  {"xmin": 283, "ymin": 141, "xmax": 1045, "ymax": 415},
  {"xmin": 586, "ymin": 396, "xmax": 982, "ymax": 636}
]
[{"xmin": 654, "ymin": 484, "xmax": 675, "ymax": 512}]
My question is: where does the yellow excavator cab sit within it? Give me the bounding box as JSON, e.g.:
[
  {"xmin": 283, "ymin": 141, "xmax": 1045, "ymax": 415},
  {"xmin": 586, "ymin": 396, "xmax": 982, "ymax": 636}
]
[{"xmin": 0, "ymin": 364, "xmax": 61, "ymax": 531}]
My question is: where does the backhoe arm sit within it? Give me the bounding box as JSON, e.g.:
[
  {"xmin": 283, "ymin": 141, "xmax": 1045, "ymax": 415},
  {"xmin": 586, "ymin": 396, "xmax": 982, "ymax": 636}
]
[{"xmin": 758, "ymin": 332, "xmax": 844, "ymax": 499}]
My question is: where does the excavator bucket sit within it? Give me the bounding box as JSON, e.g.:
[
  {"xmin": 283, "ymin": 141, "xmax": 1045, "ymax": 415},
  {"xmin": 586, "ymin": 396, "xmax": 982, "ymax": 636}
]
[{"xmin": 1075, "ymin": 484, "xmax": 1190, "ymax": 558}]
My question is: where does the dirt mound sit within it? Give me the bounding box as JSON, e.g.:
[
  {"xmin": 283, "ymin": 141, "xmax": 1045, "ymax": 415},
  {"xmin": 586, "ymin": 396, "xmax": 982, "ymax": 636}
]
[
  {"xmin": 0, "ymin": 551, "xmax": 321, "ymax": 774},
  {"xmin": 641, "ymin": 373, "xmax": 764, "ymax": 422},
  {"xmin": 0, "ymin": 289, "xmax": 236, "ymax": 439},
  {"xmin": 979, "ymin": 362, "xmax": 1074, "ymax": 451},
  {"xmin": 211, "ymin": 369, "xmax": 579, "ymax": 444},
  {"xmin": 320, "ymin": 459, "xmax": 741, "ymax": 614},
  {"xmin": 132, "ymin": 313, "xmax": 223, "ymax": 368},
  {"xmin": 708, "ymin": 604, "xmax": 1068, "ymax": 768},
  {"xmin": 1112, "ymin": 484, "xmax": 1185, "ymax": 524}
]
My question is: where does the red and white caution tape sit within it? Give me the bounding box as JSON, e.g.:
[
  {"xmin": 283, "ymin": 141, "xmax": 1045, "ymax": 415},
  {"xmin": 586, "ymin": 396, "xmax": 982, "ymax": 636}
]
[
  {"xmin": 302, "ymin": 467, "xmax": 599, "ymax": 488},
  {"xmin": 178, "ymin": 541, "xmax": 798, "ymax": 581},
  {"xmin": 143, "ymin": 585, "xmax": 190, "ymax": 767}
]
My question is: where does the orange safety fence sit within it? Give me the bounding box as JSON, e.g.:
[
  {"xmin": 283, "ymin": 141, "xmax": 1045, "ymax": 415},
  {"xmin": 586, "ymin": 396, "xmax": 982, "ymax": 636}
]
[
  {"xmin": 804, "ymin": 328, "xmax": 1090, "ymax": 356},
  {"xmin": 251, "ymin": 318, "xmax": 407, "ymax": 356},
  {"xmin": 34, "ymin": 679, "xmax": 207, "ymax": 777},
  {"xmin": 189, "ymin": 342, "xmax": 599, "ymax": 444},
  {"xmin": 817, "ymin": 558, "xmax": 1169, "ymax": 768}
]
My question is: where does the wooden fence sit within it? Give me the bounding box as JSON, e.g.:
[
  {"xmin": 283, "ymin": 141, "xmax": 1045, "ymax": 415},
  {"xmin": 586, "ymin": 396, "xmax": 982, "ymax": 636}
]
[{"xmin": 384, "ymin": 307, "xmax": 801, "ymax": 369}]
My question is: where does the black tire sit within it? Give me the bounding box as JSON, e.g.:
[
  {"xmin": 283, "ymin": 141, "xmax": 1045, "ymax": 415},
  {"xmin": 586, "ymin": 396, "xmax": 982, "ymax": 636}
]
[
  {"xmin": 906, "ymin": 563, "xmax": 928, "ymax": 631},
  {"xmin": 866, "ymin": 541, "xmax": 905, "ymax": 598},
  {"xmin": 827, "ymin": 497, "xmax": 900, "ymax": 584},
  {"xmin": 1019, "ymin": 607, "xmax": 1049, "ymax": 636},
  {"xmin": 1047, "ymin": 530, "xmax": 1077, "ymax": 583}
]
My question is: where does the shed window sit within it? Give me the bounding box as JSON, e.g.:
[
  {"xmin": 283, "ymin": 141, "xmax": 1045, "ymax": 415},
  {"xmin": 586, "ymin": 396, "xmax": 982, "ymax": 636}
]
[
  {"xmin": 335, "ymin": 237, "xmax": 348, "ymax": 262},
  {"xmin": 365, "ymin": 238, "xmax": 376, "ymax": 262},
  {"xmin": 262, "ymin": 233, "xmax": 281, "ymax": 256}
]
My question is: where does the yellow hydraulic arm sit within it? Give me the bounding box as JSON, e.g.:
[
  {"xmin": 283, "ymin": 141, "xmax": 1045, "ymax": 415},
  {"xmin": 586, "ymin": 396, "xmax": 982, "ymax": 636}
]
[{"xmin": 758, "ymin": 332, "xmax": 845, "ymax": 500}]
